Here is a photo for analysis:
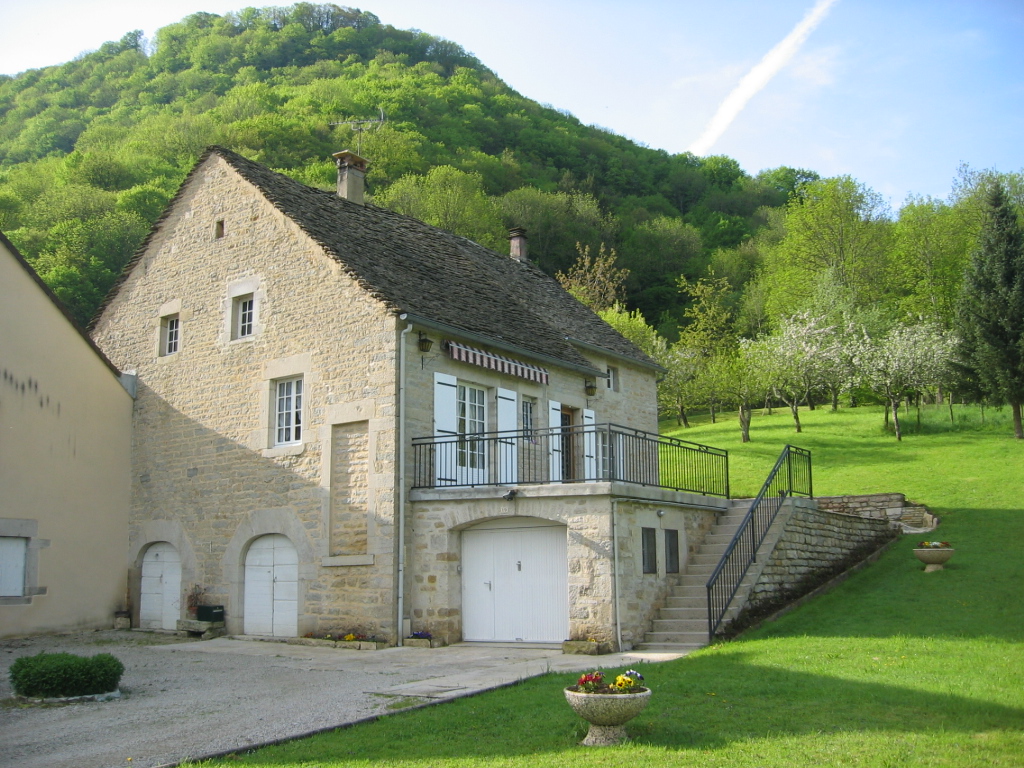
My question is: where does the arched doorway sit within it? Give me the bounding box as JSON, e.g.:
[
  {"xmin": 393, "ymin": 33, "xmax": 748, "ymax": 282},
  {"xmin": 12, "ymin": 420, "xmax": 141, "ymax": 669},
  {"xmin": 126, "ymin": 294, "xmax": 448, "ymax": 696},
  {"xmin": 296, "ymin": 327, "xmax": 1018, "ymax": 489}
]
[
  {"xmin": 243, "ymin": 534, "xmax": 298, "ymax": 636},
  {"xmin": 462, "ymin": 517, "xmax": 568, "ymax": 642},
  {"xmin": 140, "ymin": 542, "xmax": 181, "ymax": 630}
]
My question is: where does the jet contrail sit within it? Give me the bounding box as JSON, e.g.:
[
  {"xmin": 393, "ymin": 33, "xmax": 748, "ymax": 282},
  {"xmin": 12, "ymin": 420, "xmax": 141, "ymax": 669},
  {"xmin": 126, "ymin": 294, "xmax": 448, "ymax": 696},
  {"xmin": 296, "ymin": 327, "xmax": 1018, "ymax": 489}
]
[{"xmin": 688, "ymin": 0, "xmax": 838, "ymax": 156}]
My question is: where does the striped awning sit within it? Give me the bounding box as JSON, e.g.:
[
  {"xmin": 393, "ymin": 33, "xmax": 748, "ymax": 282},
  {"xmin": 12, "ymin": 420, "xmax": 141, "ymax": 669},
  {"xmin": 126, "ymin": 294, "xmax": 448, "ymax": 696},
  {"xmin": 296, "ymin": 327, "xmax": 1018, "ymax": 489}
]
[{"xmin": 445, "ymin": 341, "xmax": 549, "ymax": 384}]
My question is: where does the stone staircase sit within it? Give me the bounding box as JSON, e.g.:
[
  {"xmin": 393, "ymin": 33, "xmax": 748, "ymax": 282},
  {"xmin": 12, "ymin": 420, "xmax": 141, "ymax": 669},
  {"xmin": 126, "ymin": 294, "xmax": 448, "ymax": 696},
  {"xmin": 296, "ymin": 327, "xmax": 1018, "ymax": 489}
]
[{"xmin": 636, "ymin": 499, "xmax": 753, "ymax": 652}]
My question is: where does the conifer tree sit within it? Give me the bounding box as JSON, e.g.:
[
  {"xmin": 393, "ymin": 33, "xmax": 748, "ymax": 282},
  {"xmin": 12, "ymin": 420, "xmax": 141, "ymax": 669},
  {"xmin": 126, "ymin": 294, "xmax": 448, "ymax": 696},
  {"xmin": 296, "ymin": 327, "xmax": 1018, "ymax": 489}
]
[{"xmin": 955, "ymin": 181, "xmax": 1024, "ymax": 438}]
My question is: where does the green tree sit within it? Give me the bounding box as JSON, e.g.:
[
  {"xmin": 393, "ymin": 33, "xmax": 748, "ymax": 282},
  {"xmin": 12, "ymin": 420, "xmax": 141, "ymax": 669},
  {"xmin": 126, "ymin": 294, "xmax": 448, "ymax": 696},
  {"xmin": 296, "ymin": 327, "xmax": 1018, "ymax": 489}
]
[
  {"xmin": 955, "ymin": 182, "xmax": 1024, "ymax": 438},
  {"xmin": 556, "ymin": 243, "xmax": 629, "ymax": 312}
]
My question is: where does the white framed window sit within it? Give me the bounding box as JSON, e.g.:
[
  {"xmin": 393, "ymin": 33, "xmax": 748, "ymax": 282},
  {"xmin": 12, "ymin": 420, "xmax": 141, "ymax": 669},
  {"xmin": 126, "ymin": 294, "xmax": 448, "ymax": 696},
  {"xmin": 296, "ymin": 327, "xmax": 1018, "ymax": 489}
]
[
  {"xmin": 606, "ymin": 366, "xmax": 619, "ymax": 392},
  {"xmin": 521, "ymin": 397, "xmax": 536, "ymax": 437},
  {"xmin": 457, "ymin": 383, "xmax": 486, "ymax": 470},
  {"xmin": 234, "ymin": 294, "xmax": 255, "ymax": 339},
  {"xmin": 0, "ymin": 537, "xmax": 27, "ymax": 597},
  {"xmin": 275, "ymin": 377, "xmax": 303, "ymax": 445},
  {"xmin": 160, "ymin": 314, "xmax": 180, "ymax": 356}
]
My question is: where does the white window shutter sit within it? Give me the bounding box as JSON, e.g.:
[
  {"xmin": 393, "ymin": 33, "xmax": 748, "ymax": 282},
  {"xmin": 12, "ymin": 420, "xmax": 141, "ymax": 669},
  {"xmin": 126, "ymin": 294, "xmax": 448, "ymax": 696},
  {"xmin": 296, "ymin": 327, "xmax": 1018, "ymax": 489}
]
[
  {"xmin": 582, "ymin": 408, "xmax": 597, "ymax": 482},
  {"xmin": 434, "ymin": 372, "xmax": 459, "ymax": 485},
  {"xmin": 548, "ymin": 400, "xmax": 562, "ymax": 483},
  {"xmin": 497, "ymin": 388, "xmax": 518, "ymax": 484}
]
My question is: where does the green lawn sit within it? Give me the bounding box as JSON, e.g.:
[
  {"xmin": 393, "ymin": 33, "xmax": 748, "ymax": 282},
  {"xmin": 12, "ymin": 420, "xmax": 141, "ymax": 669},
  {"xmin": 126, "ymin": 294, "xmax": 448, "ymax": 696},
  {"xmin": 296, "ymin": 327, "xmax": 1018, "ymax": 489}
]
[{"xmin": 197, "ymin": 405, "xmax": 1024, "ymax": 768}]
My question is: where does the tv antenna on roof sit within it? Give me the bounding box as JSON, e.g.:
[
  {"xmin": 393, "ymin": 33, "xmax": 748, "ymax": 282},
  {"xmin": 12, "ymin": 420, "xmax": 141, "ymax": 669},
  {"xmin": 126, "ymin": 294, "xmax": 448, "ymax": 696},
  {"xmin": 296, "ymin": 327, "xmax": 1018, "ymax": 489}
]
[{"xmin": 329, "ymin": 108, "xmax": 386, "ymax": 155}]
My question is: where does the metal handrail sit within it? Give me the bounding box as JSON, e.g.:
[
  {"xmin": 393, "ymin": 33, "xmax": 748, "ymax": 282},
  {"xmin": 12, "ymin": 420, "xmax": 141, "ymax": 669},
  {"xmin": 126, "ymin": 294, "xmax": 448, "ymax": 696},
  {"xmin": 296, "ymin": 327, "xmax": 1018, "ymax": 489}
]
[
  {"xmin": 705, "ymin": 445, "xmax": 812, "ymax": 640},
  {"xmin": 412, "ymin": 423, "xmax": 729, "ymax": 497}
]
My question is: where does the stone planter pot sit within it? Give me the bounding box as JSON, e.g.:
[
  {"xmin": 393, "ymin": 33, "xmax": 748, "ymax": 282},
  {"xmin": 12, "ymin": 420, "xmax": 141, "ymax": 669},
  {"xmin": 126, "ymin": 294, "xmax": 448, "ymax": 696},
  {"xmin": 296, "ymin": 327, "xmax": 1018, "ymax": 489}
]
[
  {"xmin": 564, "ymin": 687, "xmax": 651, "ymax": 746},
  {"xmin": 914, "ymin": 547, "xmax": 954, "ymax": 572},
  {"xmin": 403, "ymin": 637, "xmax": 443, "ymax": 648}
]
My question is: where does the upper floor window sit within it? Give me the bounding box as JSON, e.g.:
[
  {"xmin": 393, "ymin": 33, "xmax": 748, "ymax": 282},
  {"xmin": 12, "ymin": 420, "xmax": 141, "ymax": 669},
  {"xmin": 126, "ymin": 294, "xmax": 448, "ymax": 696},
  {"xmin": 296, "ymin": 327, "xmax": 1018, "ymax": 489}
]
[
  {"xmin": 521, "ymin": 397, "xmax": 536, "ymax": 437},
  {"xmin": 275, "ymin": 377, "xmax": 303, "ymax": 445},
  {"xmin": 161, "ymin": 314, "xmax": 180, "ymax": 356},
  {"xmin": 234, "ymin": 294, "xmax": 255, "ymax": 340},
  {"xmin": 606, "ymin": 366, "xmax": 619, "ymax": 392}
]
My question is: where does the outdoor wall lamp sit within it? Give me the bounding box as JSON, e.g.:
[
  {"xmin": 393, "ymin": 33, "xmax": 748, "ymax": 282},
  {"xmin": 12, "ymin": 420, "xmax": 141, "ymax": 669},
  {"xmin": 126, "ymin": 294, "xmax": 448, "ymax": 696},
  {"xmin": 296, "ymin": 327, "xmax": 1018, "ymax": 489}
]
[
  {"xmin": 417, "ymin": 333, "xmax": 434, "ymax": 353},
  {"xmin": 584, "ymin": 380, "xmax": 598, "ymax": 397}
]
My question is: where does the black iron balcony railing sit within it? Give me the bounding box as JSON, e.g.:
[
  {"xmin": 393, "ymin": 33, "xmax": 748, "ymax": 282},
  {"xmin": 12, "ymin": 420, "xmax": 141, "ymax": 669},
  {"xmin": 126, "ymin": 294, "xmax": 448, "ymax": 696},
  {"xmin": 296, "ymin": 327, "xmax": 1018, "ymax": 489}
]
[
  {"xmin": 705, "ymin": 444, "xmax": 812, "ymax": 641},
  {"xmin": 412, "ymin": 423, "xmax": 729, "ymax": 497}
]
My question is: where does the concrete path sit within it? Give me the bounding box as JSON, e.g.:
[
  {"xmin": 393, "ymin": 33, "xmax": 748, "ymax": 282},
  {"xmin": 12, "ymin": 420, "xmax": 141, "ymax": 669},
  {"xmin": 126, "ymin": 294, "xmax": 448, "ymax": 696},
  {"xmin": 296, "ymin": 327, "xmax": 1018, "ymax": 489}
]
[{"xmin": 0, "ymin": 631, "xmax": 686, "ymax": 768}]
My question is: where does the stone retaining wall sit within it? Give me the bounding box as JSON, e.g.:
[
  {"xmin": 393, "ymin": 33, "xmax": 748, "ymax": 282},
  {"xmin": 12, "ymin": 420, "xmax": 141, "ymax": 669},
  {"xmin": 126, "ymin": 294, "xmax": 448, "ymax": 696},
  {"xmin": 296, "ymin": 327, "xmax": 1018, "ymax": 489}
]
[
  {"xmin": 815, "ymin": 493, "xmax": 935, "ymax": 529},
  {"xmin": 745, "ymin": 501, "xmax": 895, "ymax": 615}
]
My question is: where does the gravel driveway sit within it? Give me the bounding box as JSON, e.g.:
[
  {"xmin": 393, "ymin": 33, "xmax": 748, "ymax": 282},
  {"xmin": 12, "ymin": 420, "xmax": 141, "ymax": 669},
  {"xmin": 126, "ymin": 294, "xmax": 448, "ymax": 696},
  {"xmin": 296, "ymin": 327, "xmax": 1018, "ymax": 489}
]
[{"xmin": 1, "ymin": 630, "xmax": 680, "ymax": 768}]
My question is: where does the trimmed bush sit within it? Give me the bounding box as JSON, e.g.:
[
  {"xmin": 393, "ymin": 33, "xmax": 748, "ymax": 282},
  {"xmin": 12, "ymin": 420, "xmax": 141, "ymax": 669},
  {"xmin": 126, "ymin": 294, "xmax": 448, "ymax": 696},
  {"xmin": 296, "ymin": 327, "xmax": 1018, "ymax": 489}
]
[{"xmin": 9, "ymin": 652, "xmax": 124, "ymax": 698}]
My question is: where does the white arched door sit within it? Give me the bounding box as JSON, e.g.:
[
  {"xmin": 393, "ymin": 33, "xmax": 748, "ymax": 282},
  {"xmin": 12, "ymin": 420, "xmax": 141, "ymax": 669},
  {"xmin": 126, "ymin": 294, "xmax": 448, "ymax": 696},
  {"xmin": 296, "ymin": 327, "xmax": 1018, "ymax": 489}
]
[
  {"xmin": 244, "ymin": 534, "xmax": 298, "ymax": 637},
  {"xmin": 140, "ymin": 542, "xmax": 181, "ymax": 630}
]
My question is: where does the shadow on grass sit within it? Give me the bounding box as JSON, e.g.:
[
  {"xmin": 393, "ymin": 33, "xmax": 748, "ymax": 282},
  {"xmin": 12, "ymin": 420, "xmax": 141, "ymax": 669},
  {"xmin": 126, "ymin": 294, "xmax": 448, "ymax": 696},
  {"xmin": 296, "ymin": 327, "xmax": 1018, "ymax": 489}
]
[
  {"xmin": 744, "ymin": 510, "xmax": 1024, "ymax": 642},
  {"xmin": 202, "ymin": 651, "xmax": 1024, "ymax": 765}
]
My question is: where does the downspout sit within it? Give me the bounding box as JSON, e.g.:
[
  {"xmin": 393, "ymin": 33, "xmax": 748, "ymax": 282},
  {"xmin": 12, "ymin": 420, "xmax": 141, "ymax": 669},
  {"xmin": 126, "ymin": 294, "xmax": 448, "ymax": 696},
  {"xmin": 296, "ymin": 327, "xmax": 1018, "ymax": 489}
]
[
  {"xmin": 396, "ymin": 318, "xmax": 414, "ymax": 647},
  {"xmin": 611, "ymin": 499, "xmax": 623, "ymax": 652}
]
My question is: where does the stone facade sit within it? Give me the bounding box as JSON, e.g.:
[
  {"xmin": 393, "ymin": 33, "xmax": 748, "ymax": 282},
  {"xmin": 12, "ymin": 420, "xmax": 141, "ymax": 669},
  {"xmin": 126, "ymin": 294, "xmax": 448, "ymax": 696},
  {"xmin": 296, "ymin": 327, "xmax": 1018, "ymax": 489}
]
[
  {"xmin": 89, "ymin": 149, "xmax": 681, "ymax": 647},
  {"xmin": 93, "ymin": 156, "xmax": 401, "ymax": 639}
]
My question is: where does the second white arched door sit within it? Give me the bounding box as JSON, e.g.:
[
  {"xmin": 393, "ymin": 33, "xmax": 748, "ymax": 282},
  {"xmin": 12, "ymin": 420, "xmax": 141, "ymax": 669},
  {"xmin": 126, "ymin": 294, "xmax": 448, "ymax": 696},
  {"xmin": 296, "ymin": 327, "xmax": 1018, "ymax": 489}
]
[{"xmin": 243, "ymin": 534, "xmax": 298, "ymax": 637}]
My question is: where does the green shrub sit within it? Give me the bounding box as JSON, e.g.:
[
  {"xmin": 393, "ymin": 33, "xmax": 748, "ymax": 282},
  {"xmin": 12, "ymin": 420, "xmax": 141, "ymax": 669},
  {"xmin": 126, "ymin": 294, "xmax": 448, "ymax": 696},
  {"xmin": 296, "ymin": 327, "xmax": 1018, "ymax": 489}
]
[{"xmin": 9, "ymin": 652, "xmax": 124, "ymax": 698}]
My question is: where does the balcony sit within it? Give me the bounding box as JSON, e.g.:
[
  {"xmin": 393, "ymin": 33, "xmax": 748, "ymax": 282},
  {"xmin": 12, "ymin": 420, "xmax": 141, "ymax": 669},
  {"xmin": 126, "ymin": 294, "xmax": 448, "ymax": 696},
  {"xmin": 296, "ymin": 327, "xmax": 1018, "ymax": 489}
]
[{"xmin": 412, "ymin": 423, "xmax": 729, "ymax": 497}]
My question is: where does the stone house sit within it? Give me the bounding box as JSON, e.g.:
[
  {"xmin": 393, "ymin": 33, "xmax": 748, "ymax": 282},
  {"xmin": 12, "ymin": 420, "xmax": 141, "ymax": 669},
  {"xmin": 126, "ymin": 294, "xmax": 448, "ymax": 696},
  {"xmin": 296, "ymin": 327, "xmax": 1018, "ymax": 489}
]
[
  {"xmin": 0, "ymin": 232, "xmax": 133, "ymax": 638},
  {"xmin": 91, "ymin": 147, "xmax": 732, "ymax": 649}
]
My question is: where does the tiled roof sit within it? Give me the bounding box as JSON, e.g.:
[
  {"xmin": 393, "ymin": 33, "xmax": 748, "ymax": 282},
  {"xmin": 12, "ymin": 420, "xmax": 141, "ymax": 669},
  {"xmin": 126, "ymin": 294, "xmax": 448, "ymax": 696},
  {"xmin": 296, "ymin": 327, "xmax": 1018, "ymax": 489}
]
[{"xmin": 99, "ymin": 146, "xmax": 656, "ymax": 373}]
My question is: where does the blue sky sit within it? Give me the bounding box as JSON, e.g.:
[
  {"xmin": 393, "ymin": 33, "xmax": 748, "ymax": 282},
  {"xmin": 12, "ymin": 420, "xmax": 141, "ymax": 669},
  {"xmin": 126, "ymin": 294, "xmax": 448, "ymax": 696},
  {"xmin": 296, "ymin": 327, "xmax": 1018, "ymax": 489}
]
[{"xmin": 1, "ymin": 0, "xmax": 1021, "ymax": 208}]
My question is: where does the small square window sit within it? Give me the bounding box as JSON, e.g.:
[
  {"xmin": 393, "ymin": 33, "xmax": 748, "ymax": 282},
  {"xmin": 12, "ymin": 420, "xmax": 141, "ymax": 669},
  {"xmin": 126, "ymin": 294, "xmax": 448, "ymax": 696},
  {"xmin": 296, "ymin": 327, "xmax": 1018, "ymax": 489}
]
[
  {"xmin": 233, "ymin": 294, "xmax": 255, "ymax": 340},
  {"xmin": 275, "ymin": 377, "xmax": 303, "ymax": 445},
  {"xmin": 641, "ymin": 527, "xmax": 657, "ymax": 574},
  {"xmin": 665, "ymin": 529, "xmax": 680, "ymax": 574}
]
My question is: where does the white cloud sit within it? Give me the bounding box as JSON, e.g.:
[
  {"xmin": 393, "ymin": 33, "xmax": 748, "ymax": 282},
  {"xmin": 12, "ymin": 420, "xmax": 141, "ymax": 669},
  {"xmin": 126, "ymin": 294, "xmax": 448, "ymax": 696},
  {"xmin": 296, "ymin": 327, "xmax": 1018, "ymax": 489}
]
[{"xmin": 688, "ymin": 0, "xmax": 840, "ymax": 156}]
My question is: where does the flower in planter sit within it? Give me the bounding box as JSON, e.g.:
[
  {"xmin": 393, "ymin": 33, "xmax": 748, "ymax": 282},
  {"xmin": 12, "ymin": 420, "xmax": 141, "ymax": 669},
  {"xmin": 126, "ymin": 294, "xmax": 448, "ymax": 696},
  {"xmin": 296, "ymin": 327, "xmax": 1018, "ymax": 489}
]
[
  {"xmin": 573, "ymin": 669, "xmax": 647, "ymax": 695},
  {"xmin": 919, "ymin": 541, "xmax": 952, "ymax": 548},
  {"xmin": 409, "ymin": 631, "xmax": 432, "ymax": 640}
]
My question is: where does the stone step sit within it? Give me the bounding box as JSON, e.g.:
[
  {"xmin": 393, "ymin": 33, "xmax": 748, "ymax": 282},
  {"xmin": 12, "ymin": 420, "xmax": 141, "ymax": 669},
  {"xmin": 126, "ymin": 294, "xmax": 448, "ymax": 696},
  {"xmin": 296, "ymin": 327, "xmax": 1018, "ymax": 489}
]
[
  {"xmin": 664, "ymin": 596, "xmax": 706, "ymax": 609},
  {"xmin": 691, "ymin": 553, "xmax": 726, "ymax": 566},
  {"xmin": 651, "ymin": 618, "xmax": 707, "ymax": 633},
  {"xmin": 643, "ymin": 630, "xmax": 710, "ymax": 644},
  {"xmin": 633, "ymin": 642, "xmax": 705, "ymax": 652},
  {"xmin": 658, "ymin": 605, "xmax": 708, "ymax": 618},
  {"xmin": 703, "ymin": 533, "xmax": 739, "ymax": 547}
]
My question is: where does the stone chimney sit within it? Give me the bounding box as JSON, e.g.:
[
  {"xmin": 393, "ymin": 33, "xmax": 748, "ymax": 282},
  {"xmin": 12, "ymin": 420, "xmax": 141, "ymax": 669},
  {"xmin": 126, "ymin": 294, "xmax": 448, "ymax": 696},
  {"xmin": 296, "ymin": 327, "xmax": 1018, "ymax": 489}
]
[
  {"xmin": 332, "ymin": 150, "xmax": 369, "ymax": 205},
  {"xmin": 508, "ymin": 227, "xmax": 528, "ymax": 262}
]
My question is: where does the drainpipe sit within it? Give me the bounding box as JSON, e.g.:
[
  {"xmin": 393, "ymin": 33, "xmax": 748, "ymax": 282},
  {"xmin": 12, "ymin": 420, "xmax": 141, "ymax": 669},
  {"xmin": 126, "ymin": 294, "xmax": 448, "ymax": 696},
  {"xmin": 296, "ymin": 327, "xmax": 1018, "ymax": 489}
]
[
  {"xmin": 396, "ymin": 318, "xmax": 414, "ymax": 647},
  {"xmin": 611, "ymin": 499, "xmax": 623, "ymax": 652}
]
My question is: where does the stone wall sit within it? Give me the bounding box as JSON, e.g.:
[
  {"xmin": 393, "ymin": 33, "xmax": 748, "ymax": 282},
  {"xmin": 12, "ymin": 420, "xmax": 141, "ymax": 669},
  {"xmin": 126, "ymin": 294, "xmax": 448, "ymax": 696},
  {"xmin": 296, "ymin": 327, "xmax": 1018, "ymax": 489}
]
[
  {"xmin": 408, "ymin": 484, "xmax": 722, "ymax": 649},
  {"xmin": 815, "ymin": 493, "xmax": 935, "ymax": 529},
  {"xmin": 745, "ymin": 500, "xmax": 895, "ymax": 616},
  {"xmin": 93, "ymin": 156, "xmax": 400, "ymax": 640}
]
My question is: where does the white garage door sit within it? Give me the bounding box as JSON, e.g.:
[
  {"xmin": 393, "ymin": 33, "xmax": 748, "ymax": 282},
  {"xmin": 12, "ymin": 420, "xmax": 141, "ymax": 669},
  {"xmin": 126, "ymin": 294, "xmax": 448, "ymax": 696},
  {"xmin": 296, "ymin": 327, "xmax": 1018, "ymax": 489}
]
[
  {"xmin": 244, "ymin": 534, "xmax": 298, "ymax": 637},
  {"xmin": 462, "ymin": 519, "xmax": 568, "ymax": 643},
  {"xmin": 140, "ymin": 542, "xmax": 181, "ymax": 630}
]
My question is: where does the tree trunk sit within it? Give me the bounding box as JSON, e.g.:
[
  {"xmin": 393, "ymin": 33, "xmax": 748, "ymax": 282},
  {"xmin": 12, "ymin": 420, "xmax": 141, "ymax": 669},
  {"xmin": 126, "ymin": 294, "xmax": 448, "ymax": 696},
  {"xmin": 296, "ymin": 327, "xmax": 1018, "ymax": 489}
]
[
  {"xmin": 830, "ymin": 386, "xmax": 839, "ymax": 411},
  {"xmin": 884, "ymin": 404, "xmax": 890, "ymax": 429},
  {"xmin": 739, "ymin": 405, "xmax": 751, "ymax": 443},
  {"xmin": 678, "ymin": 407, "xmax": 690, "ymax": 429},
  {"xmin": 936, "ymin": 385, "xmax": 944, "ymax": 405},
  {"xmin": 1013, "ymin": 401, "xmax": 1023, "ymax": 439},
  {"xmin": 710, "ymin": 402, "xmax": 717, "ymax": 424},
  {"xmin": 948, "ymin": 396, "xmax": 954, "ymax": 425},
  {"xmin": 891, "ymin": 397, "xmax": 903, "ymax": 441},
  {"xmin": 789, "ymin": 402, "xmax": 802, "ymax": 433}
]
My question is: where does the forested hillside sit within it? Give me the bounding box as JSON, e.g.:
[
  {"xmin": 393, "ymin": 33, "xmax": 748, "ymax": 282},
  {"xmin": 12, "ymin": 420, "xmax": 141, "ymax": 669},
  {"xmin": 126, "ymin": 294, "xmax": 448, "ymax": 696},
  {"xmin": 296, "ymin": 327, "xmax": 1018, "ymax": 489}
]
[{"xmin": 0, "ymin": 3, "xmax": 800, "ymax": 327}]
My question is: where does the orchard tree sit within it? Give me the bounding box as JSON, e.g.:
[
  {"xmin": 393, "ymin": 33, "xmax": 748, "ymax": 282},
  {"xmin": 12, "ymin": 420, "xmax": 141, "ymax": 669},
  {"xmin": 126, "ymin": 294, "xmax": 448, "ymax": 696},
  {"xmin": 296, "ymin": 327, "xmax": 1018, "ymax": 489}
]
[
  {"xmin": 763, "ymin": 312, "xmax": 834, "ymax": 432},
  {"xmin": 557, "ymin": 243, "xmax": 629, "ymax": 312},
  {"xmin": 955, "ymin": 182, "xmax": 1024, "ymax": 438},
  {"xmin": 711, "ymin": 340, "xmax": 772, "ymax": 443},
  {"xmin": 856, "ymin": 322, "xmax": 953, "ymax": 441}
]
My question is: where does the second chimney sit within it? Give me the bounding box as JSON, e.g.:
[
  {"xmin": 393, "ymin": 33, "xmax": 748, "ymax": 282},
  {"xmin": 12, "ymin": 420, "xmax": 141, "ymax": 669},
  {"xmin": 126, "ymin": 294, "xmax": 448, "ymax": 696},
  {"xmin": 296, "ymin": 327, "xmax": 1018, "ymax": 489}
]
[
  {"xmin": 332, "ymin": 150, "xmax": 369, "ymax": 205},
  {"xmin": 508, "ymin": 227, "xmax": 528, "ymax": 262}
]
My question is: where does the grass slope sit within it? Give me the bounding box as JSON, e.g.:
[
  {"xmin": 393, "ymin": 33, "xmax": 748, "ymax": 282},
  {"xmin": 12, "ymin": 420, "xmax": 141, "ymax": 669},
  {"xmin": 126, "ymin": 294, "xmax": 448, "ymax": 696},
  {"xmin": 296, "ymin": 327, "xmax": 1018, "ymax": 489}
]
[{"xmin": 197, "ymin": 405, "xmax": 1024, "ymax": 768}]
